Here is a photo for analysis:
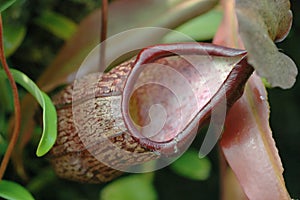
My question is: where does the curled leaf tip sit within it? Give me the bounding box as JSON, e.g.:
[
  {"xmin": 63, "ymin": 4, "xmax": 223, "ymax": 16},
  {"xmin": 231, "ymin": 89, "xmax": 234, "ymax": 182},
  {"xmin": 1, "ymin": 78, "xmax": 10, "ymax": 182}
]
[
  {"xmin": 236, "ymin": 0, "xmax": 298, "ymax": 89},
  {"xmin": 248, "ymin": 51, "xmax": 298, "ymax": 89},
  {"xmin": 0, "ymin": 69, "xmax": 57, "ymax": 157},
  {"xmin": 275, "ymin": 10, "xmax": 293, "ymax": 43}
]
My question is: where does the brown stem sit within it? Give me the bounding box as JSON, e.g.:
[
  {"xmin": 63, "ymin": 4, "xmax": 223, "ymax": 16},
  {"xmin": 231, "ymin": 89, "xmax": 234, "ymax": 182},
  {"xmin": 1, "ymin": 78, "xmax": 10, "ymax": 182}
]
[
  {"xmin": 100, "ymin": 0, "xmax": 108, "ymax": 70},
  {"xmin": 101, "ymin": 0, "xmax": 108, "ymax": 43},
  {"xmin": 218, "ymin": 145, "xmax": 227, "ymax": 200},
  {"xmin": 0, "ymin": 15, "xmax": 21, "ymax": 180}
]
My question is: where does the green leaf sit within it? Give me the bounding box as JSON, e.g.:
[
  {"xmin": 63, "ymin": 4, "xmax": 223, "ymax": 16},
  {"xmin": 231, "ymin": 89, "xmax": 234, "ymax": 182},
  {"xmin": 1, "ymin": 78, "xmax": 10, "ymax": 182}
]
[
  {"xmin": 170, "ymin": 149, "xmax": 211, "ymax": 181},
  {"xmin": 0, "ymin": 180, "xmax": 35, "ymax": 200},
  {"xmin": 100, "ymin": 174, "xmax": 157, "ymax": 200},
  {"xmin": 34, "ymin": 11, "xmax": 77, "ymax": 40},
  {"xmin": 0, "ymin": 69, "xmax": 57, "ymax": 156},
  {"xmin": 3, "ymin": 24, "xmax": 26, "ymax": 57},
  {"xmin": 0, "ymin": 0, "xmax": 16, "ymax": 12},
  {"xmin": 0, "ymin": 133, "xmax": 8, "ymax": 156},
  {"xmin": 0, "ymin": 78, "xmax": 13, "ymax": 112},
  {"xmin": 163, "ymin": 9, "xmax": 222, "ymax": 43},
  {"xmin": 27, "ymin": 167, "xmax": 56, "ymax": 193}
]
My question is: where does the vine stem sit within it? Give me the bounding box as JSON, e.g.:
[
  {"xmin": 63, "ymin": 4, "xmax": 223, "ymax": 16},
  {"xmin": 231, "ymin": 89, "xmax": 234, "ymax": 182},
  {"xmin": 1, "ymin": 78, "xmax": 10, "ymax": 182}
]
[
  {"xmin": 100, "ymin": 0, "xmax": 108, "ymax": 70},
  {"xmin": 0, "ymin": 15, "xmax": 21, "ymax": 180},
  {"xmin": 101, "ymin": 0, "xmax": 108, "ymax": 43}
]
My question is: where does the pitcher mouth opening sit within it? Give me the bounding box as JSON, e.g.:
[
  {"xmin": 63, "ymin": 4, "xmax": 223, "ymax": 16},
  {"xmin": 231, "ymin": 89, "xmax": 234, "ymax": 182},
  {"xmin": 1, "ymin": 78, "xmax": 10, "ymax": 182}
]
[{"xmin": 121, "ymin": 42, "xmax": 249, "ymax": 155}]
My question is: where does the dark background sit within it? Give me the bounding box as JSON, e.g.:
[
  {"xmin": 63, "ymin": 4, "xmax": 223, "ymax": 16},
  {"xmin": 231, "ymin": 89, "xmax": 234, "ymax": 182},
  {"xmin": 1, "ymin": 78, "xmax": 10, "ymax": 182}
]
[{"xmin": 269, "ymin": 0, "xmax": 300, "ymax": 198}]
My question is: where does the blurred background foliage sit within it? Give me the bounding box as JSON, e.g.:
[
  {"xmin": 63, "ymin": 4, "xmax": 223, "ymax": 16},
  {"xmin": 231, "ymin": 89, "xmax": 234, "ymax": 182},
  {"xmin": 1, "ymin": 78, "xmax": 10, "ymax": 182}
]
[{"xmin": 0, "ymin": 0, "xmax": 299, "ymax": 199}]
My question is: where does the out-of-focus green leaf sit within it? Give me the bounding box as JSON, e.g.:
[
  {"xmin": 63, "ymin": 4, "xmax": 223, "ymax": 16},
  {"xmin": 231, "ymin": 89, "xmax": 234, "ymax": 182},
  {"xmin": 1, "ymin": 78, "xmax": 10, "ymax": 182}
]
[
  {"xmin": 163, "ymin": 9, "xmax": 222, "ymax": 43},
  {"xmin": 100, "ymin": 174, "xmax": 157, "ymax": 200},
  {"xmin": 27, "ymin": 168, "xmax": 56, "ymax": 193},
  {"xmin": 0, "ymin": 133, "xmax": 8, "ymax": 156},
  {"xmin": 0, "ymin": 77, "xmax": 13, "ymax": 112},
  {"xmin": 35, "ymin": 11, "xmax": 77, "ymax": 40},
  {"xmin": 0, "ymin": 0, "xmax": 16, "ymax": 12},
  {"xmin": 0, "ymin": 69, "xmax": 57, "ymax": 156},
  {"xmin": 0, "ymin": 109, "xmax": 4, "ymax": 133},
  {"xmin": 37, "ymin": 0, "xmax": 218, "ymax": 91},
  {"xmin": 3, "ymin": 24, "xmax": 26, "ymax": 57},
  {"xmin": 170, "ymin": 149, "xmax": 211, "ymax": 181},
  {"xmin": 0, "ymin": 180, "xmax": 35, "ymax": 200}
]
